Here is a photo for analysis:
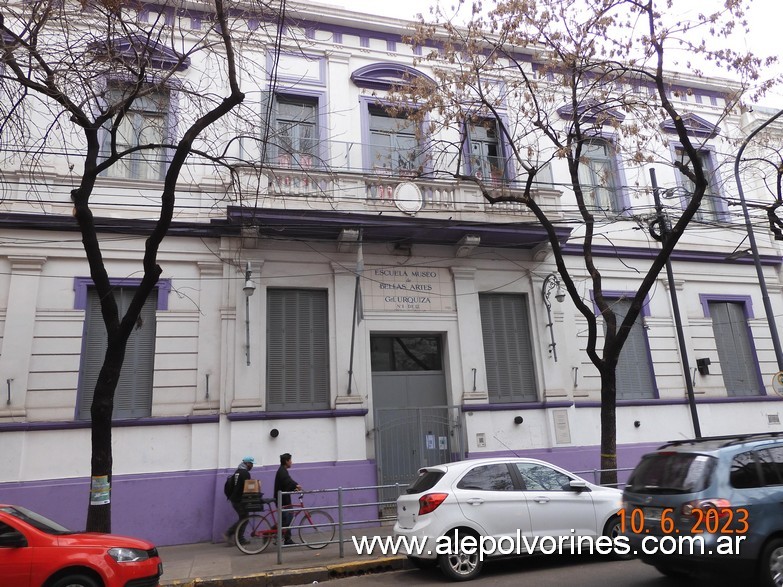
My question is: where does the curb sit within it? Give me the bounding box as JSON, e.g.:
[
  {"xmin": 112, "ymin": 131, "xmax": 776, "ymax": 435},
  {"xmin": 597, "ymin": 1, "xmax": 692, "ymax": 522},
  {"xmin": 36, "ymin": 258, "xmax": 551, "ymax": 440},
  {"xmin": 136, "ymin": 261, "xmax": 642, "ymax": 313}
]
[{"xmin": 160, "ymin": 556, "xmax": 408, "ymax": 587}]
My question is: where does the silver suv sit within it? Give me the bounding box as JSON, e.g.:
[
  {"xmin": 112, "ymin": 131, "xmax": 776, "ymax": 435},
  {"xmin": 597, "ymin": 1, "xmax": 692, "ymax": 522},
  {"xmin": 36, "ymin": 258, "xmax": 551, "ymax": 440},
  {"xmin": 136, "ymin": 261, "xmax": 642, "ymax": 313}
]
[{"xmin": 623, "ymin": 433, "xmax": 783, "ymax": 586}]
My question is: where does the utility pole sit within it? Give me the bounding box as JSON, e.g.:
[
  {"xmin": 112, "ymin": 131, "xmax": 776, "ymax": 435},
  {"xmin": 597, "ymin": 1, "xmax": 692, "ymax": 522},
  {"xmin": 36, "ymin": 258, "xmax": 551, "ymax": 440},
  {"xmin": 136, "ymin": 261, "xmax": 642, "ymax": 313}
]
[{"xmin": 649, "ymin": 168, "xmax": 702, "ymax": 438}]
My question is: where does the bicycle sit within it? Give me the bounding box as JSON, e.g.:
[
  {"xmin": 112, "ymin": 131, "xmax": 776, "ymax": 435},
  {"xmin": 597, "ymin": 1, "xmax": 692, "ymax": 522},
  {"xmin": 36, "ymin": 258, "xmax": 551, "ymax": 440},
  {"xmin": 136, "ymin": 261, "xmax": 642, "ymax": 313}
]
[{"xmin": 234, "ymin": 492, "xmax": 335, "ymax": 554}]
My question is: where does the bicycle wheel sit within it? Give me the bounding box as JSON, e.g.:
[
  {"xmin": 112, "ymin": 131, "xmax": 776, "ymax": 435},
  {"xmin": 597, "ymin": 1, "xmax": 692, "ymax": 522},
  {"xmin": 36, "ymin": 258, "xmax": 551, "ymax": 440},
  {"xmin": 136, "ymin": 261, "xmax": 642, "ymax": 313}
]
[
  {"xmin": 235, "ymin": 514, "xmax": 273, "ymax": 554},
  {"xmin": 297, "ymin": 510, "xmax": 335, "ymax": 549}
]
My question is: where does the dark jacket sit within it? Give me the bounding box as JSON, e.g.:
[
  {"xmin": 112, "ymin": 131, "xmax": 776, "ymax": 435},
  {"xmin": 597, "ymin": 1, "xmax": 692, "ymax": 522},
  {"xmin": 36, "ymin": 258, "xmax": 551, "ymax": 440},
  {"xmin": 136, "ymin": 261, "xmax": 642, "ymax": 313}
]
[
  {"xmin": 274, "ymin": 465, "xmax": 298, "ymax": 507},
  {"xmin": 229, "ymin": 463, "xmax": 252, "ymax": 503}
]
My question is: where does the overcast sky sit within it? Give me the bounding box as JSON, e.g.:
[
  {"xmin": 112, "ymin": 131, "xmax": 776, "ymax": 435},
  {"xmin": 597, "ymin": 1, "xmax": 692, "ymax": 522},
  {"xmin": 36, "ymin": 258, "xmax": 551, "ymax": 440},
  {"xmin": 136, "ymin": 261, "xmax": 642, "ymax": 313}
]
[{"xmin": 324, "ymin": 0, "xmax": 783, "ymax": 108}]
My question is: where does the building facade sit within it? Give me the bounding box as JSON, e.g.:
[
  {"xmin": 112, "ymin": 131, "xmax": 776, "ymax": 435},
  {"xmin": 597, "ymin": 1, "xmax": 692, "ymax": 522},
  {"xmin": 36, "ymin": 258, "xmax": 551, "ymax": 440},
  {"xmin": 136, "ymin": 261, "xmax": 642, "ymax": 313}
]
[{"xmin": 1, "ymin": 1, "xmax": 782, "ymax": 546}]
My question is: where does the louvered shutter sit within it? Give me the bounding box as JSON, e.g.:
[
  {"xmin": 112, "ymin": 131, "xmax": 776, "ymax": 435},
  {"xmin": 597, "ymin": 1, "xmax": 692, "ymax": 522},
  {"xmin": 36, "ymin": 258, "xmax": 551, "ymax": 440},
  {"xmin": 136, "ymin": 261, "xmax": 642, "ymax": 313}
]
[
  {"xmin": 709, "ymin": 301, "xmax": 761, "ymax": 396},
  {"xmin": 479, "ymin": 293, "xmax": 537, "ymax": 403},
  {"xmin": 609, "ymin": 300, "xmax": 655, "ymax": 399},
  {"xmin": 267, "ymin": 289, "xmax": 329, "ymax": 410},
  {"xmin": 76, "ymin": 287, "xmax": 156, "ymax": 420}
]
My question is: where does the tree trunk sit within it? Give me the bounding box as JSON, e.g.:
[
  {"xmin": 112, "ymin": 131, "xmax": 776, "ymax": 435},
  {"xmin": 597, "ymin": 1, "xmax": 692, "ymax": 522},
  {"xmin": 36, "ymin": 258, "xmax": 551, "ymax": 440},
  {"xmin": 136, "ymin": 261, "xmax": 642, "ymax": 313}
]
[
  {"xmin": 85, "ymin": 337, "xmax": 127, "ymax": 533},
  {"xmin": 599, "ymin": 366, "xmax": 618, "ymax": 487}
]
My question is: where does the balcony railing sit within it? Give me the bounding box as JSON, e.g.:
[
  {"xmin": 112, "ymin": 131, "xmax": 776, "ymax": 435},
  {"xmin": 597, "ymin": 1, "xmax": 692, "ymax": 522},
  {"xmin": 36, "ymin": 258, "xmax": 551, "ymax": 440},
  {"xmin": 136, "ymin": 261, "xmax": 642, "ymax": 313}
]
[{"xmin": 238, "ymin": 139, "xmax": 562, "ymax": 220}]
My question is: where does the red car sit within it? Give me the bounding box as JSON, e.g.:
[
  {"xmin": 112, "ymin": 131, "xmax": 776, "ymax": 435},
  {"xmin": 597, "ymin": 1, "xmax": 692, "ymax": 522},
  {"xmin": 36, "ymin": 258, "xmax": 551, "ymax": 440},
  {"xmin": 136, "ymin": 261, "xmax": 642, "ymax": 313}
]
[{"xmin": 0, "ymin": 504, "xmax": 163, "ymax": 587}]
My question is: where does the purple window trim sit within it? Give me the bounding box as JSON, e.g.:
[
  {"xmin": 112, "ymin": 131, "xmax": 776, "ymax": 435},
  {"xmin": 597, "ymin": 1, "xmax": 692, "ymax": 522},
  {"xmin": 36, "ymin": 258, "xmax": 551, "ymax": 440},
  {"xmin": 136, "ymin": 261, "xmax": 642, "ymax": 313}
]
[
  {"xmin": 669, "ymin": 142, "xmax": 728, "ymax": 221},
  {"xmin": 334, "ymin": 31, "xmax": 343, "ymax": 44},
  {"xmin": 461, "ymin": 401, "xmax": 574, "ymax": 412},
  {"xmin": 387, "ymin": 40, "xmax": 396, "ymax": 52},
  {"xmin": 73, "ymin": 277, "xmax": 172, "ymax": 311},
  {"xmin": 228, "ymin": 409, "xmax": 368, "ymax": 421},
  {"xmin": 350, "ymin": 63, "xmax": 436, "ymax": 91},
  {"xmin": 267, "ymin": 51, "xmax": 327, "ymax": 87},
  {"xmin": 0, "ymin": 414, "xmax": 218, "ymax": 432},
  {"xmin": 699, "ymin": 294, "xmax": 755, "ymax": 319},
  {"xmin": 700, "ymin": 294, "xmax": 766, "ymax": 396},
  {"xmin": 360, "ymin": 36, "xmax": 370, "ymax": 48}
]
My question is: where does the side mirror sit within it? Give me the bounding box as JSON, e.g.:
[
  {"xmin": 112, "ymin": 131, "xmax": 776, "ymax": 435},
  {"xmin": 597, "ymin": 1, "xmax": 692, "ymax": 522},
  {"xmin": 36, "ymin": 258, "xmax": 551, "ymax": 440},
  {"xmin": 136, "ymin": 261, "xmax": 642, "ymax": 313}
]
[
  {"xmin": 569, "ymin": 479, "xmax": 589, "ymax": 492},
  {"xmin": 0, "ymin": 529, "xmax": 27, "ymax": 548}
]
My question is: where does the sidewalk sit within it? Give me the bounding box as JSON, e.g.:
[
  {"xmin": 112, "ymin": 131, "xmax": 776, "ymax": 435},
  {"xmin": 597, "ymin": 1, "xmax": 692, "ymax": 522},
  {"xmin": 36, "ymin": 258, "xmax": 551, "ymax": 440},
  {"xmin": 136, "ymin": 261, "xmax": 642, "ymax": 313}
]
[{"xmin": 158, "ymin": 526, "xmax": 409, "ymax": 586}]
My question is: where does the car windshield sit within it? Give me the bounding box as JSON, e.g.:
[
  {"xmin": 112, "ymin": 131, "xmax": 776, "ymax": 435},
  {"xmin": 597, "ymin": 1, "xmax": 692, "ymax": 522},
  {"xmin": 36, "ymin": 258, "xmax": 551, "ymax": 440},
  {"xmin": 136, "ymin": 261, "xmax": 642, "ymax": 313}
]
[
  {"xmin": 1, "ymin": 506, "xmax": 74, "ymax": 535},
  {"xmin": 625, "ymin": 453, "xmax": 716, "ymax": 494}
]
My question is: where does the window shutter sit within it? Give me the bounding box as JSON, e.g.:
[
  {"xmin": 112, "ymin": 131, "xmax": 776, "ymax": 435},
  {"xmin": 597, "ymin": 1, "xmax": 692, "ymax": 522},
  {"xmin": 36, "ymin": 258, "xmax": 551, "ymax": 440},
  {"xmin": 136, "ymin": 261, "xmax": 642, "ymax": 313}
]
[
  {"xmin": 267, "ymin": 289, "xmax": 330, "ymax": 411},
  {"xmin": 709, "ymin": 301, "xmax": 761, "ymax": 396},
  {"xmin": 609, "ymin": 300, "xmax": 656, "ymax": 399},
  {"xmin": 76, "ymin": 287, "xmax": 156, "ymax": 420},
  {"xmin": 479, "ymin": 293, "xmax": 537, "ymax": 403}
]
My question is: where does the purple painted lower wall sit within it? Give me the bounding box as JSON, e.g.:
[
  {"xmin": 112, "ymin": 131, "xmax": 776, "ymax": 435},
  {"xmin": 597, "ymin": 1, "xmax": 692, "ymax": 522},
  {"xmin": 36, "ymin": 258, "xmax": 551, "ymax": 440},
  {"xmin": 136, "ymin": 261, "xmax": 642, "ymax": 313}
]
[
  {"xmin": 0, "ymin": 442, "xmax": 660, "ymax": 546},
  {"xmin": 0, "ymin": 459, "xmax": 379, "ymax": 547}
]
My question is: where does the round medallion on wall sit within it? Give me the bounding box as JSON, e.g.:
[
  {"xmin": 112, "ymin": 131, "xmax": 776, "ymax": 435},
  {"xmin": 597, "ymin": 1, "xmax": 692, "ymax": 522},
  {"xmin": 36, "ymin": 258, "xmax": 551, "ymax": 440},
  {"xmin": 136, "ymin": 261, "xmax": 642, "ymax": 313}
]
[
  {"xmin": 393, "ymin": 182, "xmax": 423, "ymax": 215},
  {"xmin": 772, "ymin": 371, "xmax": 783, "ymax": 396}
]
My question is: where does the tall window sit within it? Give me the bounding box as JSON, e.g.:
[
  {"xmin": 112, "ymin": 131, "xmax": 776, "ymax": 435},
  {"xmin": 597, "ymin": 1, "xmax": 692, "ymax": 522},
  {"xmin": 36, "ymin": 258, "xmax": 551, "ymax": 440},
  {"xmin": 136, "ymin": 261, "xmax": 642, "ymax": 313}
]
[
  {"xmin": 105, "ymin": 88, "xmax": 169, "ymax": 181},
  {"xmin": 604, "ymin": 299, "xmax": 656, "ymax": 400},
  {"xmin": 708, "ymin": 301, "xmax": 762, "ymax": 396},
  {"xmin": 76, "ymin": 287, "xmax": 157, "ymax": 420},
  {"xmin": 676, "ymin": 147, "xmax": 722, "ymax": 222},
  {"xmin": 273, "ymin": 95, "xmax": 318, "ymax": 168},
  {"xmin": 267, "ymin": 289, "xmax": 330, "ymax": 411},
  {"xmin": 368, "ymin": 105, "xmax": 421, "ymax": 174},
  {"xmin": 479, "ymin": 293, "xmax": 537, "ymax": 403},
  {"xmin": 577, "ymin": 139, "xmax": 621, "ymax": 212},
  {"xmin": 467, "ymin": 120, "xmax": 505, "ymax": 183}
]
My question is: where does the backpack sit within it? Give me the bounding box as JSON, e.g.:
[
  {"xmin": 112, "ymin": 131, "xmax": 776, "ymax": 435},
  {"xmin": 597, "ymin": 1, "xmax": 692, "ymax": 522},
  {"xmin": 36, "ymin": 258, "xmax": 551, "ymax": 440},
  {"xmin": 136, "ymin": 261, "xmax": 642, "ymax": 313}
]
[{"xmin": 223, "ymin": 473, "xmax": 235, "ymax": 500}]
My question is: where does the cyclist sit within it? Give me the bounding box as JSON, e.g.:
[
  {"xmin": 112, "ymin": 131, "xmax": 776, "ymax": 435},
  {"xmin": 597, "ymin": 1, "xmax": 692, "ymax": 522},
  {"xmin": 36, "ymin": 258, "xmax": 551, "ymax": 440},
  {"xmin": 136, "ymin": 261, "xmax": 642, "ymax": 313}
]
[{"xmin": 274, "ymin": 453, "xmax": 301, "ymax": 545}]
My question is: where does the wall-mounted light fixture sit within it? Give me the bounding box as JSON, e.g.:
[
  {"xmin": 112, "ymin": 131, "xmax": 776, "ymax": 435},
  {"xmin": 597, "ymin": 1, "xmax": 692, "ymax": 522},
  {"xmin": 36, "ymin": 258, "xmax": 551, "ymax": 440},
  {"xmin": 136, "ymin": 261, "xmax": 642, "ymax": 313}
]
[
  {"xmin": 696, "ymin": 357, "xmax": 711, "ymax": 376},
  {"xmin": 243, "ymin": 262, "xmax": 256, "ymax": 366},
  {"xmin": 634, "ymin": 420, "xmax": 641, "ymax": 428},
  {"xmin": 514, "ymin": 416, "xmax": 524, "ymax": 425},
  {"xmin": 542, "ymin": 273, "xmax": 565, "ymax": 361},
  {"xmin": 270, "ymin": 428, "xmax": 279, "ymax": 438}
]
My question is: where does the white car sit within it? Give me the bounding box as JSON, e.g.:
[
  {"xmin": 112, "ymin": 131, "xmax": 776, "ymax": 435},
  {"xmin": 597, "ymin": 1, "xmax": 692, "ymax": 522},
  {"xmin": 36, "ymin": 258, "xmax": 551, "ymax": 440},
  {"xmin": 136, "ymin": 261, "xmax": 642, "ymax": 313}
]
[{"xmin": 394, "ymin": 457, "xmax": 625, "ymax": 581}]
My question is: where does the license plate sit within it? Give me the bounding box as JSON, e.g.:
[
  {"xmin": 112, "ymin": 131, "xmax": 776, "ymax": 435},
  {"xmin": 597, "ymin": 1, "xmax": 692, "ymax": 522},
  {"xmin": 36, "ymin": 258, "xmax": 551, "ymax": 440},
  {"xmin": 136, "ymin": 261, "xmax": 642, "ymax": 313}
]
[{"xmin": 645, "ymin": 507, "xmax": 663, "ymax": 521}]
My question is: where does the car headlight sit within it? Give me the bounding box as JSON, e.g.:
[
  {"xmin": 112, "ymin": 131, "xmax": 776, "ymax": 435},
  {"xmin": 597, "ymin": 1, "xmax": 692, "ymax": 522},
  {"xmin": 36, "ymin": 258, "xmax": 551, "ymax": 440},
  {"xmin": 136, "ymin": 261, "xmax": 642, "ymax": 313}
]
[{"xmin": 108, "ymin": 547, "xmax": 150, "ymax": 562}]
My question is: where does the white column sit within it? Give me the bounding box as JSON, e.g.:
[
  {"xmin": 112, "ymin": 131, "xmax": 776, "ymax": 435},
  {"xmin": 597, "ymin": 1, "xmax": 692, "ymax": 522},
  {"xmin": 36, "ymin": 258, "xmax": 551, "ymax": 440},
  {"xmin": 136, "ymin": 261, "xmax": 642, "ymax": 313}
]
[{"xmin": 0, "ymin": 256, "xmax": 46, "ymax": 418}]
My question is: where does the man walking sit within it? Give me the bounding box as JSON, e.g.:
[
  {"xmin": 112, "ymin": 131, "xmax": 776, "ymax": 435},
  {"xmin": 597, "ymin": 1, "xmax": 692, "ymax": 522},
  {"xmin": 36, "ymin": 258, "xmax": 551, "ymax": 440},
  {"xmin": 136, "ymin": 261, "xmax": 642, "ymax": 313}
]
[
  {"xmin": 224, "ymin": 456, "xmax": 255, "ymax": 544},
  {"xmin": 274, "ymin": 453, "xmax": 301, "ymax": 545}
]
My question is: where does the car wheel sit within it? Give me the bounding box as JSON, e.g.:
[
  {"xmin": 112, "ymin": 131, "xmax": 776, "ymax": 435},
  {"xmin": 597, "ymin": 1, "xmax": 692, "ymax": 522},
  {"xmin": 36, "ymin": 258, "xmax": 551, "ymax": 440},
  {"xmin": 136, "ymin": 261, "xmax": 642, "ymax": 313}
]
[
  {"xmin": 603, "ymin": 515, "xmax": 634, "ymax": 560},
  {"xmin": 437, "ymin": 531, "xmax": 484, "ymax": 581},
  {"xmin": 760, "ymin": 537, "xmax": 783, "ymax": 587},
  {"xmin": 50, "ymin": 574, "xmax": 101, "ymax": 587},
  {"xmin": 407, "ymin": 555, "xmax": 437, "ymax": 569}
]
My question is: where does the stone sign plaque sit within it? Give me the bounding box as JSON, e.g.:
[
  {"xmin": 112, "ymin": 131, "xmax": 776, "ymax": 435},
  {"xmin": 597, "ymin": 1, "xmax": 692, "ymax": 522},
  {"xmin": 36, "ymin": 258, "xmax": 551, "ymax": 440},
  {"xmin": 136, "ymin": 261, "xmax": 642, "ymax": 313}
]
[{"xmin": 363, "ymin": 266, "xmax": 456, "ymax": 313}]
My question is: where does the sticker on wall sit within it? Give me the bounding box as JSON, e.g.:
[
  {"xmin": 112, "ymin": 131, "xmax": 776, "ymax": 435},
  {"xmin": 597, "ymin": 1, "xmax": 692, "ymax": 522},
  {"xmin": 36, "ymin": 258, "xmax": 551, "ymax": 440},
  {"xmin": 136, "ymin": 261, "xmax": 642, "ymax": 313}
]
[
  {"xmin": 426, "ymin": 434, "xmax": 435, "ymax": 450},
  {"xmin": 438, "ymin": 436, "xmax": 448, "ymax": 450}
]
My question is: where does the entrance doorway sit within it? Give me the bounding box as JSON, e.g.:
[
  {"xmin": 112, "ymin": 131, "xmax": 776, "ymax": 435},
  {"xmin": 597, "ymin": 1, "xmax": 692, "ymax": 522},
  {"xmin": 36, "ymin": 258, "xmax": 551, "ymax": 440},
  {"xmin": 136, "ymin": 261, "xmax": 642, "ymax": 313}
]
[{"xmin": 370, "ymin": 335, "xmax": 465, "ymax": 504}]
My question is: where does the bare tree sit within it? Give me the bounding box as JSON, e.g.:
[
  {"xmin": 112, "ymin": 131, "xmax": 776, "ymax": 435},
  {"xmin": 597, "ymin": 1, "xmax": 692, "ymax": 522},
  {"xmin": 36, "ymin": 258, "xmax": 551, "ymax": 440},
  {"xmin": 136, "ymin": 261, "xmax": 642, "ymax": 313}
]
[
  {"xmin": 396, "ymin": 0, "xmax": 775, "ymax": 484},
  {"xmin": 0, "ymin": 0, "xmax": 282, "ymax": 531}
]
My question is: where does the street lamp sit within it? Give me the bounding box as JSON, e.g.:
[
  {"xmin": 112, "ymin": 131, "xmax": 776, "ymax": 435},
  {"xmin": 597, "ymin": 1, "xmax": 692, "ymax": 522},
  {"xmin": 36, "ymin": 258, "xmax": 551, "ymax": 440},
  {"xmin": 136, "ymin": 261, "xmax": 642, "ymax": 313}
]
[
  {"xmin": 542, "ymin": 273, "xmax": 565, "ymax": 361},
  {"xmin": 243, "ymin": 261, "xmax": 255, "ymax": 366}
]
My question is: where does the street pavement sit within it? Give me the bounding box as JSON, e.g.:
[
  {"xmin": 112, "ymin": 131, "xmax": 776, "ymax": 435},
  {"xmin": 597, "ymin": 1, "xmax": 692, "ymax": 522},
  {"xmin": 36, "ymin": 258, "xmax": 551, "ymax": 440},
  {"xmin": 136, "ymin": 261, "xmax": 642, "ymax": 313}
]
[{"xmin": 158, "ymin": 525, "xmax": 408, "ymax": 586}]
